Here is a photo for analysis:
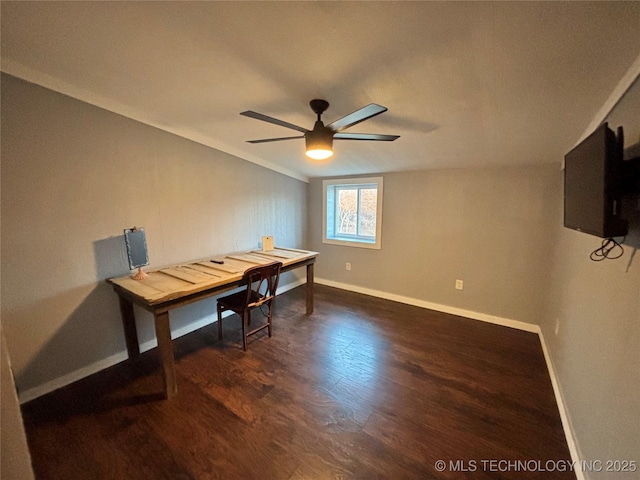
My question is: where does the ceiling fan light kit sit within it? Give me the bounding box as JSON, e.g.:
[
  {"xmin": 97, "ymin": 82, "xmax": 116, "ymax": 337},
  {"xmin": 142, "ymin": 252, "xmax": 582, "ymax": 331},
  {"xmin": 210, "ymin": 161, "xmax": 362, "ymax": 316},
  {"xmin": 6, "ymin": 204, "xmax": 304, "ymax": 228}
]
[
  {"xmin": 241, "ymin": 99, "xmax": 399, "ymax": 160},
  {"xmin": 305, "ymin": 123, "xmax": 334, "ymax": 160}
]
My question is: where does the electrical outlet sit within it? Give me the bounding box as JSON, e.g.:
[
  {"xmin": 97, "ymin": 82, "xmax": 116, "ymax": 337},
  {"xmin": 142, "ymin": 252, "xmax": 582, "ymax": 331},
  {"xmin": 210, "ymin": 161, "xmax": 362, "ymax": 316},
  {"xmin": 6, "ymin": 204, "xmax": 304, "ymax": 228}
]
[
  {"xmin": 346, "ymin": 262, "xmax": 352, "ymax": 271},
  {"xmin": 455, "ymin": 279, "xmax": 464, "ymax": 290}
]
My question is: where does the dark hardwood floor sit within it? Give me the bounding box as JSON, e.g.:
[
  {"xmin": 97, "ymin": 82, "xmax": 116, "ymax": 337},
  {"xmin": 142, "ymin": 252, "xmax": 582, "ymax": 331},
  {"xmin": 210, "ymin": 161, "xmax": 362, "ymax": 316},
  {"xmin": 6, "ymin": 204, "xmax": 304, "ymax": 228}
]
[{"xmin": 22, "ymin": 285, "xmax": 574, "ymax": 479}]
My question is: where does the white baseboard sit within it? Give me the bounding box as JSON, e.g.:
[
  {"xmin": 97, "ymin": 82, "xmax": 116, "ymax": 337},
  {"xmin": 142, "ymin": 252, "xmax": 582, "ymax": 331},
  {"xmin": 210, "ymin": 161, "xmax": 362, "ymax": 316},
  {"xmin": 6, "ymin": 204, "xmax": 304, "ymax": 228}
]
[
  {"xmin": 17, "ymin": 351, "xmax": 130, "ymax": 404},
  {"xmin": 315, "ymin": 277, "xmax": 583, "ymax": 477},
  {"xmin": 18, "ymin": 277, "xmax": 305, "ymax": 404},
  {"xmin": 315, "ymin": 277, "xmax": 539, "ymax": 332},
  {"xmin": 538, "ymin": 332, "xmax": 585, "ymax": 480}
]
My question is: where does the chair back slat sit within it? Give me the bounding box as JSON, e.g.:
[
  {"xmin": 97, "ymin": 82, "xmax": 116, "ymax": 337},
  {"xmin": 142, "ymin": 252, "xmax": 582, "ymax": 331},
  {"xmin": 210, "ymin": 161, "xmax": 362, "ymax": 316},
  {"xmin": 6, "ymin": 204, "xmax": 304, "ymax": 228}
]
[{"xmin": 243, "ymin": 261, "xmax": 282, "ymax": 307}]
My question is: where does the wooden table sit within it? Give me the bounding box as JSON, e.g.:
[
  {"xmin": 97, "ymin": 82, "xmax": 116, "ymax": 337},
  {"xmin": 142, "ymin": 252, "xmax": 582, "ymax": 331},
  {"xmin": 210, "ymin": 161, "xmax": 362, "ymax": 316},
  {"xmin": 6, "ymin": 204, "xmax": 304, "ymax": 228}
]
[{"xmin": 107, "ymin": 247, "xmax": 318, "ymax": 398}]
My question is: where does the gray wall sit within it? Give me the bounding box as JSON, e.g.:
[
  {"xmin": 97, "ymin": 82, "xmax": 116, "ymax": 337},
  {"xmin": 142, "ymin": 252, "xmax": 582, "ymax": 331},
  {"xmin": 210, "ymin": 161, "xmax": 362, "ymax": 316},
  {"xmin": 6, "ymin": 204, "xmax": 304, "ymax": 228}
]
[
  {"xmin": 309, "ymin": 163, "xmax": 561, "ymax": 325},
  {"xmin": 543, "ymin": 79, "xmax": 640, "ymax": 477},
  {"xmin": 1, "ymin": 74, "xmax": 308, "ymax": 396}
]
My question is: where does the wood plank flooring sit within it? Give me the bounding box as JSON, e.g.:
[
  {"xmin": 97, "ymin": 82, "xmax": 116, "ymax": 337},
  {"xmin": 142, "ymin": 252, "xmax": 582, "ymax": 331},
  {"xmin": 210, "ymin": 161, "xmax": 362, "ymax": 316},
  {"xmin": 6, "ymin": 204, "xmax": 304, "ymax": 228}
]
[{"xmin": 21, "ymin": 285, "xmax": 574, "ymax": 479}]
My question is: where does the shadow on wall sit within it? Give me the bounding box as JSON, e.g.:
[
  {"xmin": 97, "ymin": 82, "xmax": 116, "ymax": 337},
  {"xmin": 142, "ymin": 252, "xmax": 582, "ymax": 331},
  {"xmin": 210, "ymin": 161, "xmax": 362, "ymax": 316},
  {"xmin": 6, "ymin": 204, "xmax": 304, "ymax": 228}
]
[
  {"xmin": 14, "ymin": 283, "xmax": 126, "ymax": 397},
  {"xmin": 94, "ymin": 235, "xmax": 130, "ymax": 281},
  {"xmin": 622, "ymin": 195, "xmax": 640, "ymax": 272},
  {"xmin": 12, "ymin": 235, "xmax": 133, "ymax": 397}
]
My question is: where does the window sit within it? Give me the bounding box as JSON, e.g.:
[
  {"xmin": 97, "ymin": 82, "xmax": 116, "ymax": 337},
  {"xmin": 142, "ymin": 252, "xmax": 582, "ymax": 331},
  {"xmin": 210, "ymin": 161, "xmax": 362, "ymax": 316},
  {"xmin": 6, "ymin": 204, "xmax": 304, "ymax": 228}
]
[{"xmin": 323, "ymin": 177, "xmax": 383, "ymax": 249}]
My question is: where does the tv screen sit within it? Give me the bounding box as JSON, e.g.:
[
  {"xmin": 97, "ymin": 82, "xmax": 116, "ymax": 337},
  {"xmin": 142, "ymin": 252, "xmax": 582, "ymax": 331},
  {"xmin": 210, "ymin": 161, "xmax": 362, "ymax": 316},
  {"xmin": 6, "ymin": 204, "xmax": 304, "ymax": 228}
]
[{"xmin": 563, "ymin": 123, "xmax": 627, "ymax": 238}]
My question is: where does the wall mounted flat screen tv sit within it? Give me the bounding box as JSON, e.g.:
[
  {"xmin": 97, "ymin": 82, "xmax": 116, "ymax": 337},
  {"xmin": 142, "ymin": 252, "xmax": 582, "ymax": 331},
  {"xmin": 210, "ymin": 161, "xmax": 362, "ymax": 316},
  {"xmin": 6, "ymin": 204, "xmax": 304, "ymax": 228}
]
[{"xmin": 564, "ymin": 123, "xmax": 628, "ymax": 238}]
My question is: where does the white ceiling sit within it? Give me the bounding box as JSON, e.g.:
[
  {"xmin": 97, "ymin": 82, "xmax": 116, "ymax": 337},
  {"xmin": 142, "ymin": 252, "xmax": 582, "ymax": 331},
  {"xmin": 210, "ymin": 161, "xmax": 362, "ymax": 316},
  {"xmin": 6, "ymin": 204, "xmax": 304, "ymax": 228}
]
[{"xmin": 2, "ymin": 1, "xmax": 639, "ymax": 182}]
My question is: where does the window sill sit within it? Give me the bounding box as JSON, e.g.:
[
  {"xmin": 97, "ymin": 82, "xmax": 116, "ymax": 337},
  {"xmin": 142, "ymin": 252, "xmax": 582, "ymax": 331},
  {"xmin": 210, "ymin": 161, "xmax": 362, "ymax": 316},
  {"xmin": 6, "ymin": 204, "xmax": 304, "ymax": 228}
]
[{"xmin": 323, "ymin": 237, "xmax": 381, "ymax": 249}]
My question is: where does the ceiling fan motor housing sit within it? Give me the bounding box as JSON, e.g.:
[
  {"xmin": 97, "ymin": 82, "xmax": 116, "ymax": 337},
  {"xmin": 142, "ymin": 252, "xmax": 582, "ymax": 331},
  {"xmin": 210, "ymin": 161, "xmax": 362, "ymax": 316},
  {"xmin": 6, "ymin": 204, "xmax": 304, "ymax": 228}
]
[{"xmin": 305, "ymin": 121, "xmax": 334, "ymax": 153}]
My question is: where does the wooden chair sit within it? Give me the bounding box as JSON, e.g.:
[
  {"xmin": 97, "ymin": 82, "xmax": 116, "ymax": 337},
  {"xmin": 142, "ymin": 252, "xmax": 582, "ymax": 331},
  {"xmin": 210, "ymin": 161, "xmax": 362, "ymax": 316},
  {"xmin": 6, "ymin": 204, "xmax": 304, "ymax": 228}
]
[{"xmin": 217, "ymin": 261, "xmax": 283, "ymax": 351}]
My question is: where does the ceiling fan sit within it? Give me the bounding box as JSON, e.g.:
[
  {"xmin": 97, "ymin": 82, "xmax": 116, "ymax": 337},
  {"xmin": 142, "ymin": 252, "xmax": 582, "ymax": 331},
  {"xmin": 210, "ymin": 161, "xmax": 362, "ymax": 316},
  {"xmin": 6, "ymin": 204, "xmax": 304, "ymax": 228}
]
[{"xmin": 240, "ymin": 99, "xmax": 400, "ymax": 160}]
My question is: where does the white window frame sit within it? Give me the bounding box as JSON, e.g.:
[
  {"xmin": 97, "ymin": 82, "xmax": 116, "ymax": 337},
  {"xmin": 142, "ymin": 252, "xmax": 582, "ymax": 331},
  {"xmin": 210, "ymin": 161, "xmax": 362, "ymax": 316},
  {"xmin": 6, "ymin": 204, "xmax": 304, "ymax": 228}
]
[{"xmin": 322, "ymin": 176, "xmax": 383, "ymax": 249}]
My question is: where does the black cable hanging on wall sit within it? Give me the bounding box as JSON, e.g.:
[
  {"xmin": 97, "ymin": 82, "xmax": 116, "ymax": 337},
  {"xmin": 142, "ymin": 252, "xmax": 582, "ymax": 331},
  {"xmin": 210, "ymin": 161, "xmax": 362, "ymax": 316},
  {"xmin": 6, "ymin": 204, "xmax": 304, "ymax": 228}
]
[{"xmin": 590, "ymin": 237, "xmax": 625, "ymax": 261}]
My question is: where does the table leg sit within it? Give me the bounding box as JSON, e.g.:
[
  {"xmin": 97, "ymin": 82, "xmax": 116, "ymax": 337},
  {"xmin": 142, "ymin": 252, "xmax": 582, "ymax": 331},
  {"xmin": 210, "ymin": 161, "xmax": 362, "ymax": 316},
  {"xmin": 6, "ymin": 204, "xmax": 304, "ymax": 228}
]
[
  {"xmin": 118, "ymin": 296, "xmax": 140, "ymax": 359},
  {"xmin": 306, "ymin": 262, "xmax": 314, "ymax": 315},
  {"xmin": 154, "ymin": 311, "xmax": 178, "ymax": 399}
]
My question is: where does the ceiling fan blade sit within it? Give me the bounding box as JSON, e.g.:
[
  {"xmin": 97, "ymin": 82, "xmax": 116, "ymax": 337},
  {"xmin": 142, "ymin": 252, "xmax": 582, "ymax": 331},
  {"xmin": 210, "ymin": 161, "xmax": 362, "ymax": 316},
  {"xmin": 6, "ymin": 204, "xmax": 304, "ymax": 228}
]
[
  {"xmin": 240, "ymin": 111, "xmax": 308, "ymax": 133},
  {"xmin": 327, "ymin": 104, "xmax": 388, "ymax": 132},
  {"xmin": 246, "ymin": 136, "xmax": 304, "ymax": 144},
  {"xmin": 334, "ymin": 133, "xmax": 400, "ymax": 141}
]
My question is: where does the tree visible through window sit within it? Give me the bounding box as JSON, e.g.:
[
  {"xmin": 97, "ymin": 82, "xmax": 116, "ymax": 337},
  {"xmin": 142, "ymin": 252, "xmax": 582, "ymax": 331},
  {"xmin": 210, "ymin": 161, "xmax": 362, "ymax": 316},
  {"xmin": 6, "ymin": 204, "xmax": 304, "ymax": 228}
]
[
  {"xmin": 323, "ymin": 177, "xmax": 383, "ymax": 249},
  {"xmin": 336, "ymin": 186, "xmax": 377, "ymax": 238}
]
